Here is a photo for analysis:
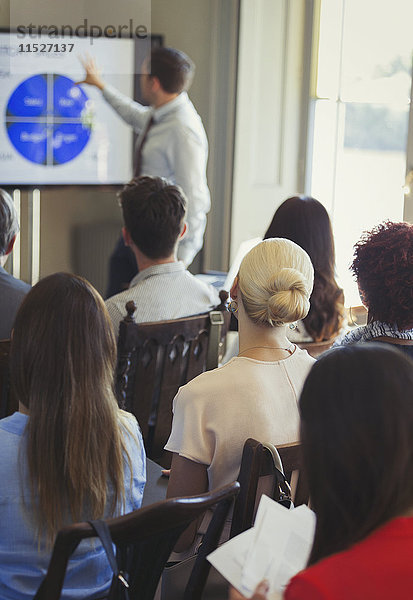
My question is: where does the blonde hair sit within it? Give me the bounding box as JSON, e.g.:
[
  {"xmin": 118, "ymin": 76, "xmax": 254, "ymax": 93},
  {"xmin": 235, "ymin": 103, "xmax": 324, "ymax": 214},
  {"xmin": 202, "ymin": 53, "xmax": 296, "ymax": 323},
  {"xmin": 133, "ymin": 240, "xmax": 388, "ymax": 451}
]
[
  {"xmin": 10, "ymin": 273, "xmax": 134, "ymax": 545},
  {"xmin": 238, "ymin": 238, "xmax": 314, "ymax": 327}
]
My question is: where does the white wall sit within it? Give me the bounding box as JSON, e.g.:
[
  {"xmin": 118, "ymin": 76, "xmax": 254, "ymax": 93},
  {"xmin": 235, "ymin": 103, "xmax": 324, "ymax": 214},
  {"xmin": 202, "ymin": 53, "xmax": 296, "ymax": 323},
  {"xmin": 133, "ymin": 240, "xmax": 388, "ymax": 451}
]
[{"xmin": 230, "ymin": 0, "xmax": 309, "ymax": 260}]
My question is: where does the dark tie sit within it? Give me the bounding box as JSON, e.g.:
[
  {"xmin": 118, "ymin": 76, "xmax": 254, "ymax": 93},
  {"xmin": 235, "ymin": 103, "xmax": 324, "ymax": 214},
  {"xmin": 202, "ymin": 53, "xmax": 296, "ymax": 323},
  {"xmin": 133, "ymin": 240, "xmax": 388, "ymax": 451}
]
[{"xmin": 134, "ymin": 115, "xmax": 154, "ymax": 177}]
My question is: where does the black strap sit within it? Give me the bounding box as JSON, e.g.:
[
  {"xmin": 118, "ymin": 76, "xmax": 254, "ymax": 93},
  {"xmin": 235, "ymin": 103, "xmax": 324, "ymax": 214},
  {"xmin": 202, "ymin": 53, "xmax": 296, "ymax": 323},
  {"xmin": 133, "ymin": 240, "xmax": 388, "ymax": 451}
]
[{"xmin": 88, "ymin": 520, "xmax": 130, "ymax": 590}]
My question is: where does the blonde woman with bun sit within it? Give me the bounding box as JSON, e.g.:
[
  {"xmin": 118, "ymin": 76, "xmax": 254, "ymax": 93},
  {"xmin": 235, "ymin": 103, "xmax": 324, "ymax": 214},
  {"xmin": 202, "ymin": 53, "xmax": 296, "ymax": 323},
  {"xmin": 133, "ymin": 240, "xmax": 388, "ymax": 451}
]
[{"xmin": 165, "ymin": 239, "xmax": 315, "ymax": 551}]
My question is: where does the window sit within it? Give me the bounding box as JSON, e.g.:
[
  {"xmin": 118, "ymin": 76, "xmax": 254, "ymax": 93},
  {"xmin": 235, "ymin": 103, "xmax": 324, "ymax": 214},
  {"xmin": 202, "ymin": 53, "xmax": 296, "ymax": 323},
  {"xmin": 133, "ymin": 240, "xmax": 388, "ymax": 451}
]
[{"xmin": 308, "ymin": 0, "xmax": 413, "ymax": 304}]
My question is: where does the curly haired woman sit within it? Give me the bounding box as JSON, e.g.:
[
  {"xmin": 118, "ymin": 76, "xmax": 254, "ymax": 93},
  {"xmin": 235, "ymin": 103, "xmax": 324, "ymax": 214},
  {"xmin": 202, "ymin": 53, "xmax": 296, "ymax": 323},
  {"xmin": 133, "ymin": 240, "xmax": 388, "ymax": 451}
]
[{"xmin": 333, "ymin": 220, "xmax": 413, "ymax": 357}]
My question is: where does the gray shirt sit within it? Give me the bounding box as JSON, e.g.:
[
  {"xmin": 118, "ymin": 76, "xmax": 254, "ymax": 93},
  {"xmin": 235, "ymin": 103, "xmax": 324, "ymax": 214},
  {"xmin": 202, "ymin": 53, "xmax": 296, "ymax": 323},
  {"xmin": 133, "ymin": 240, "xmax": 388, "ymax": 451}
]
[
  {"xmin": 102, "ymin": 86, "xmax": 210, "ymax": 266},
  {"xmin": 105, "ymin": 261, "xmax": 220, "ymax": 336},
  {"xmin": 0, "ymin": 266, "xmax": 30, "ymax": 339}
]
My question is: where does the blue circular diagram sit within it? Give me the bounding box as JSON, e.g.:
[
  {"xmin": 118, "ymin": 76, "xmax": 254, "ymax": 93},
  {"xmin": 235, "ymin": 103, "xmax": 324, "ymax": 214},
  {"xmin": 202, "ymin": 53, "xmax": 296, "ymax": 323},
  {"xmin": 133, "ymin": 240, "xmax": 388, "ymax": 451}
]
[{"xmin": 6, "ymin": 74, "xmax": 92, "ymax": 166}]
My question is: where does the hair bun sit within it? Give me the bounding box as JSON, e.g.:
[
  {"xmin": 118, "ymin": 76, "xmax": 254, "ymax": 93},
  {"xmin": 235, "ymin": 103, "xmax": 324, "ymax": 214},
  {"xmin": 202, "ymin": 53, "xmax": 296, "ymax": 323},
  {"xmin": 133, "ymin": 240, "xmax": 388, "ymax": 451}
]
[
  {"xmin": 266, "ymin": 268, "xmax": 310, "ymax": 325},
  {"xmin": 237, "ymin": 238, "xmax": 314, "ymax": 327}
]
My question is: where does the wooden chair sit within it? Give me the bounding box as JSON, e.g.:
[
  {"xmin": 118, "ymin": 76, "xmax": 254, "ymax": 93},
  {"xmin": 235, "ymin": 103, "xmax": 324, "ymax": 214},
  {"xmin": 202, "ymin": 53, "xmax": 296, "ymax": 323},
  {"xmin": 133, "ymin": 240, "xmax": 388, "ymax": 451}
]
[
  {"xmin": 230, "ymin": 438, "xmax": 309, "ymax": 538},
  {"xmin": 34, "ymin": 481, "xmax": 240, "ymax": 600},
  {"xmin": 297, "ymin": 338, "xmax": 335, "ymax": 358},
  {"xmin": 115, "ymin": 293, "xmax": 230, "ymax": 466},
  {"xmin": 0, "ymin": 340, "xmax": 17, "ymax": 419}
]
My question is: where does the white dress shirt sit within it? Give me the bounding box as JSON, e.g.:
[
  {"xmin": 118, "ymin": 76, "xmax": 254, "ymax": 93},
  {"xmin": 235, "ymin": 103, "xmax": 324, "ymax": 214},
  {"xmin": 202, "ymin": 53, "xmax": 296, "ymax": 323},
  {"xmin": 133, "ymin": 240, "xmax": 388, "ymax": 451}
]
[
  {"xmin": 105, "ymin": 261, "xmax": 220, "ymax": 336},
  {"xmin": 102, "ymin": 86, "xmax": 210, "ymax": 266}
]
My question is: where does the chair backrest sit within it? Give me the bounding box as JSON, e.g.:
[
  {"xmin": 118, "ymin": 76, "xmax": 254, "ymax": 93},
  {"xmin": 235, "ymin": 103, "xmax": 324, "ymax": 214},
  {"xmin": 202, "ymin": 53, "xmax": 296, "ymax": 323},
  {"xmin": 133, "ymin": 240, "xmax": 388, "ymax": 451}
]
[
  {"xmin": 297, "ymin": 338, "xmax": 335, "ymax": 358},
  {"xmin": 34, "ymin": 481, "xmax": 240, "ymax": 600},
  {"xmin": 230, "ymin": 438, "xmax": 309, "ymax": 538},
  {"xmin": 0, "ymin": 340, "xmax": 17, "ymax": 419},
  {"xmin": 115, "ymin": 293, "xmax": 230, "ymax": 465}
]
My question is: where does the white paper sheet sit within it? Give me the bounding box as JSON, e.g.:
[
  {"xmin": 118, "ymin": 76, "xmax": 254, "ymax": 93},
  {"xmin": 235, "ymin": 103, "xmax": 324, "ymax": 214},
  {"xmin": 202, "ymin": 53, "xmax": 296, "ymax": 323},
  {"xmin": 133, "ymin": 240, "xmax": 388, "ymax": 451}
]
[
  {"xmin": 208, "ymin": 495, "xmax": 316, "ymax": 599},
  {"xmin": 207, "ymin": 528, "xmax": 255, "ymax": 591}
]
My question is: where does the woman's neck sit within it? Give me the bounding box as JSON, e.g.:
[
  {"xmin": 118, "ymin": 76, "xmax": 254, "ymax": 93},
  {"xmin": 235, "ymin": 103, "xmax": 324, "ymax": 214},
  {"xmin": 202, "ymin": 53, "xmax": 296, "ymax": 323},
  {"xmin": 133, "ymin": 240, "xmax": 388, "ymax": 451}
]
[{"xmin": 238, "ymin": 316, "xmax": 294, "ymax": 360}]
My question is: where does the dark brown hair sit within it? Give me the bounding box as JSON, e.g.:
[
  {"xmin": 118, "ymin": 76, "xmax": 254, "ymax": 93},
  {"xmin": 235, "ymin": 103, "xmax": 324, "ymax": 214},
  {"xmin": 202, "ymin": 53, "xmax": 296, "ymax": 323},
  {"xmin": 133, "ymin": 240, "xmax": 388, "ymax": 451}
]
[
  {"xmin": 149, "ymin": 47, "xmax": 195, "ymax": 94},
  {"xmin": 10, "ymin": 273, "xmax": 134, "ymax": 543},
  {"xmin": 351, "ymin": 221, "xmax": 413, "ymax": 330},
  {"xmin": 120, "ymin": 175, "xmax": 187, "ymax": 259},
  {"xmin": 264, "ymin": 196, "xmax": 344, "ymax": 341},
  {"xmin": 300, "ymin": 344, "xmax": 413, "ymax": 565}
]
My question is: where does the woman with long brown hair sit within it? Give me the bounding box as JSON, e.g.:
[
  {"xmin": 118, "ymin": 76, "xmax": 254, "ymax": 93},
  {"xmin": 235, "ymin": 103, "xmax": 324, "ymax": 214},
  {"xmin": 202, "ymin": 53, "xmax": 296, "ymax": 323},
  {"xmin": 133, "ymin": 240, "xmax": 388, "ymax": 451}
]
[
  {"xmin": 0, "ymin": 273, "xmax": 146, "ymax": 600},
  {"xmin": 264, "ymin": 196, "xmax": 344, "ymax": 342},
  {"xmin": 231, "ymin": 344, "xmax": 413, "ymax": 599}
]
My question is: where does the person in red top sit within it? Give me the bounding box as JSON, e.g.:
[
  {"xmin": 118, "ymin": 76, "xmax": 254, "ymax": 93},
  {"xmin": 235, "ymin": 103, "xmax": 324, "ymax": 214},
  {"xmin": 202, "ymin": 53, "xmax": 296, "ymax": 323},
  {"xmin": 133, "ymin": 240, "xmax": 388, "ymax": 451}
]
[{"xmin": 230, "ymin": 343, "xmax": 413, "ymax": 600}]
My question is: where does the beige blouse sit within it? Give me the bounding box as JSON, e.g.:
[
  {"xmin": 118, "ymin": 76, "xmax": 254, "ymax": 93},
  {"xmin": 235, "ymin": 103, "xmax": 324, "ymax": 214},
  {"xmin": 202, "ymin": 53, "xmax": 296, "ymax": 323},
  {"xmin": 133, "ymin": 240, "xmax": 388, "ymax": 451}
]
[{"xmin": 165, "ymin": 349, "xmax": 315, "ymax": 491}]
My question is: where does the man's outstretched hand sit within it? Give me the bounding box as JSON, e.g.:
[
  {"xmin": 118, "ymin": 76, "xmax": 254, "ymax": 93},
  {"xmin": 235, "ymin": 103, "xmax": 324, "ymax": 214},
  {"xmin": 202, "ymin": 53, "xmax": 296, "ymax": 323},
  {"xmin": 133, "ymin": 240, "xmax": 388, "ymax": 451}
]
[{"xmin": 76, "ymin": 54, "xmax": 105, "ymax": 90}]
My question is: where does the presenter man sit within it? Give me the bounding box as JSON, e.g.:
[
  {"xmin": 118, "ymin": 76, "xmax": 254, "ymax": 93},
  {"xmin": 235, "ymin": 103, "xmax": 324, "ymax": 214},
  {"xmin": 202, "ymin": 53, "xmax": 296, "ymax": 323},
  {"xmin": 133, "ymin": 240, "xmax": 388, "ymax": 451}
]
[{"xmin": 78, "ymin": 47, "xmax": 210, "ymax": 296}]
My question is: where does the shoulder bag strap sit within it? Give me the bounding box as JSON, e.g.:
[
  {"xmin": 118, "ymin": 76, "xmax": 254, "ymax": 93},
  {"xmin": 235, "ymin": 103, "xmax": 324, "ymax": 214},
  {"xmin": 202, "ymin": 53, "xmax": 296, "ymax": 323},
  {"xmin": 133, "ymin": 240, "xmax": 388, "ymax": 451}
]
[
  {"xmin": 262, "ymin": 442, "xmax": 293, "ymax": 507},
  {"xmin": 88, "ymin": 520, "xmax": 130, "ymax": 592}
]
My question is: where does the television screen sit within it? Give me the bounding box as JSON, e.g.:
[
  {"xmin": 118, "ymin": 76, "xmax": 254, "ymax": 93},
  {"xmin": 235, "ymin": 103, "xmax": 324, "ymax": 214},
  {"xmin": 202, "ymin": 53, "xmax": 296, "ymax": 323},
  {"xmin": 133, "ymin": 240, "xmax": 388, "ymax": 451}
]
[{"xmin": 0, "ymin": 31, "xmax": 149, "ymax": 186}]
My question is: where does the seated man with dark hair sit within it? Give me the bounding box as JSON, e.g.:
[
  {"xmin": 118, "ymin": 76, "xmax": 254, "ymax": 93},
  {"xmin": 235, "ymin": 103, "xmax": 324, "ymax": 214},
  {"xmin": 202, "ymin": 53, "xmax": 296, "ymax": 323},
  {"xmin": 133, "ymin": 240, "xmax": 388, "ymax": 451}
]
[
  {"xmin": 105, "ymin": 176, "xmax": 219, "ymax": 334},
  {"xmin": 0, "ymin": 189, "xmax": 30, "ymax": 339}
]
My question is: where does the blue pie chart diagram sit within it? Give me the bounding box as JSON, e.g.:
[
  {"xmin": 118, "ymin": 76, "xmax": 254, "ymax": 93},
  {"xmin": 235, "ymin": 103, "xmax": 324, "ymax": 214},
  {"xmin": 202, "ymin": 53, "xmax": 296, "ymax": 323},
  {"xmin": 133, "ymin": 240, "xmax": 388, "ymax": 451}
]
[{"xmin": 5, "ymin": 74, "xmax": 91, "ymax": 166}]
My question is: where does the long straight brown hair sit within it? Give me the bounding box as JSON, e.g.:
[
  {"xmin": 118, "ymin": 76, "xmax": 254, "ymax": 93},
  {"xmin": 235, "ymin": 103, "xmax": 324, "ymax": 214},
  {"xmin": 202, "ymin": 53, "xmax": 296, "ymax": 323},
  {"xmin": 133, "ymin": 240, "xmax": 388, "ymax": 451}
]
[
  {"xmin": 300, "ymin": 344, "xmax": 413, "ymax": 565},
  {"xmin": 264, "ymin": 196, "xmax": 344, "ymax": 341},
  {"xmin": 10, "ymin": 273, "xmax": 133, "ymax": 544}
]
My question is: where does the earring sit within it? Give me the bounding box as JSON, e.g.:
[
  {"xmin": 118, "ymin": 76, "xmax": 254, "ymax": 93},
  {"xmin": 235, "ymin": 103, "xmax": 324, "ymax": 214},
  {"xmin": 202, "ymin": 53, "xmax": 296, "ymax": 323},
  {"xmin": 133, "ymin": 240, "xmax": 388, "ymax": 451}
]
[
  {"xmin": 227, "ymin": 300, "xmax": 238, "ymax": 314},
  {"xmin": 288, "ymin": 322, "xmax": 297, "ymax": 330}
]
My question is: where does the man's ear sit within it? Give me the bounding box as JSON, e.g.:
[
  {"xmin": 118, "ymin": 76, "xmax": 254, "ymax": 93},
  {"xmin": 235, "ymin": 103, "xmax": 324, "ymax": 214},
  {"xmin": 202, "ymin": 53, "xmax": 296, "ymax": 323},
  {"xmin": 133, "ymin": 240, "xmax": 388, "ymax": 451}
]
[
  {"xmin": 150, "ymin": 75, "xmax": 162, "ymax": 94},
  {"xmin": 5, "ymin": 235, "xmax": 16, "ymax": 256},
  {"xmin": 122, "ymin": 227, "xmax": 132, "ymax": 247},
  {"xmin": 179, "ymin": 222, "xmax": 187, "ymax": 240},
  {"xmin": 230, "ymin": 276, "xmax": 239, "ymax": 299}
]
